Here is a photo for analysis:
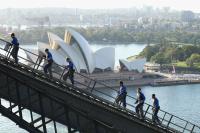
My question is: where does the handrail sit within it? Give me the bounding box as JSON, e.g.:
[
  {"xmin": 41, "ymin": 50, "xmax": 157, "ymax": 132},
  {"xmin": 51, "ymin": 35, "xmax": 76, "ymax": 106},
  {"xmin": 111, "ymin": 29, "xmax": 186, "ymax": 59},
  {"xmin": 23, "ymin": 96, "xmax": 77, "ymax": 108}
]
[{"xmin": 0, "ymin": 38, "xmax": 199, "ymax": 133}]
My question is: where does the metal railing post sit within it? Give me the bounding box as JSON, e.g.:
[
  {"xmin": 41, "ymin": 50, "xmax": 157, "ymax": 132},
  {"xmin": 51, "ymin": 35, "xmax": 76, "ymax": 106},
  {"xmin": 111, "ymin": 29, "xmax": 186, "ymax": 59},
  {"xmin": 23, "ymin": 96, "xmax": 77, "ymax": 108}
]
[
  {"xmin": 191, "ymin": 125, "xmax": 195, "ymax": 133},
  {"xmin": 91, "ymin": 81, "xmax": 96, "ymax": 93},
  {"xmin": 36, "ymin": 57, "xmax": 43, "ymax": 70},
  {"xmin": 86, "ymin": 80, "xmax": 92, "ymax": 90},
  {"xmin": 144, "ymin": 105, "xmax": 150, "ymax": 117},
  {"xmin": 183, "ymin": 121, "xmax": 188, "ymax": 132},
  {"xmin": 167, "ymin": 115, "xmax": 173, "ymax": 129},
  {"xmin": 6, "ymin": 44, "xmax": 10, "ymax": 57},
  {"xmin": 161, "ymin": 112, "xmax": 167, "ymax": 124},
  {"xmin": 33, "ymin": 56, "xmax": 40, "ymax": 69},
  {"xmin": 6, "ymin": 45, "xmax": 12, "ymax": 60},
  {"xmin": 59, "ymin": 68, "xmax": 66, "ymax": 80}
]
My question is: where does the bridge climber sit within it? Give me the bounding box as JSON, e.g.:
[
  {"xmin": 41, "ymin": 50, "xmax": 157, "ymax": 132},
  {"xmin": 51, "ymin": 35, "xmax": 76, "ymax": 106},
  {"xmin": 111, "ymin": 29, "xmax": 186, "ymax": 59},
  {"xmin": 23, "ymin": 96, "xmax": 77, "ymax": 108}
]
[
  {"xmin": 135, "ymin": 87, "xmax": 145, "ymax": 120},
  {"xmin": 43, "ymin": 48, "xmax": 53, "ymax": 78},
  {"xmin": 62, "ymin": 57, "xmax": 75, "ymax": 85},
  {"xmin": 10, "ymin": 33, "xmax": 19, "ymax": 64},
  {"xmin": 115, "ymin": 81, "xmax": 127, "ymax": 108}
]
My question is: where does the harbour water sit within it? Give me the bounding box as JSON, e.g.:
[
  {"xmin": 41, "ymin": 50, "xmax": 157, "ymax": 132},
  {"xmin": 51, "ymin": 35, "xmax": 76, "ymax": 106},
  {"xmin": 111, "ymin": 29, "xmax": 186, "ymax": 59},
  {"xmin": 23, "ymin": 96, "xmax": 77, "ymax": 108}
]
[
  {"xmin": 90, "ymin": 43, "xmax": 146, "ymax": 67},
  {"xmin": 0, "ymin": 43, "xmax": 200, "ymax": 132},
  {"xmin": 127, "ymin": 84, "xmax": 200, "ymax": 125}
]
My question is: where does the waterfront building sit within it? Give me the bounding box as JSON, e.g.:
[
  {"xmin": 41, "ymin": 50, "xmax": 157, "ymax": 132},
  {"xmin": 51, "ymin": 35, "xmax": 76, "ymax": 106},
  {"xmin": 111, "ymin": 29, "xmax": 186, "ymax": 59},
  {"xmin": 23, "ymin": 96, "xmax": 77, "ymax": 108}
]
[
  {"xmin": 25, "ymin": 28, "xmax": 146, "ymax": 73},
  {"xmin": 119, "ymin": 58, "xmax": 146, "ymax": 73},
  {"xmin": 36, "ymin": 28, "xmax": 115, "ymax": 73},
  {"xmin": 144, "ymin": 62, "xmax": 160, "ymax": 72}
]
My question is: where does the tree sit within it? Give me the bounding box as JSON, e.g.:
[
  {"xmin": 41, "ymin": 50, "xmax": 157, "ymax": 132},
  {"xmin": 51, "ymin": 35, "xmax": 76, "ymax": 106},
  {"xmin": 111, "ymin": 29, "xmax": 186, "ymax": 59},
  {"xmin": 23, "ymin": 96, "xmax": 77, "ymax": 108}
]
[
  {"xmin": 186, "ymin": 53, "xmax": 200, "ymax": 67},
  {"xmin": 139, "ymin": 45, "xmax": 159, "ymax": 61},
  {"xmin": 150, "ymin": 53, "xmax": 170, "ymax": 65},
  {"xmin": 182, "ymin": 45, "xmax": 199, "ymax": 60},
  {"xmin": 186, "ymin": 58, "xmax": 193, "ymax": 67},
  {"xmin": 174, "ymin": 47, "xmax": 185, "ymax": 61}
]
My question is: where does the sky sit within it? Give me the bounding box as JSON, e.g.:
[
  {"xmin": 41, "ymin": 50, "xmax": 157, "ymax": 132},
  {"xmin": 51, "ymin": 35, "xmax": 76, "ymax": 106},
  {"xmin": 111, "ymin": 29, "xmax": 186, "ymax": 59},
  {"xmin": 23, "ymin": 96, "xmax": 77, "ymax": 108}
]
[{"xmin": 1, "ymin": 0, "xmax": 200, "ymax": 12}]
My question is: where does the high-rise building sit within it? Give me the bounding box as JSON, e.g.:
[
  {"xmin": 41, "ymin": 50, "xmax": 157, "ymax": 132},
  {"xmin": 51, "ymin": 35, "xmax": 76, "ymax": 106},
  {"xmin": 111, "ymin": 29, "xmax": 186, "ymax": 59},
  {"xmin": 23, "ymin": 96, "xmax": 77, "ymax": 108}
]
[{"xmin": 181, "ymin": 10, "xmax": 195, "ymax": 22}]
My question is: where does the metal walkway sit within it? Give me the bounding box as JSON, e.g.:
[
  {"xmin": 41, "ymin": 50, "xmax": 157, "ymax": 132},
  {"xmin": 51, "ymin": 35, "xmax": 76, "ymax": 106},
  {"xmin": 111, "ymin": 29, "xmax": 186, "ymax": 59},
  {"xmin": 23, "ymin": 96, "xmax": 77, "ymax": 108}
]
[{"xmin": 0, "ymin": 38, "xmax": 199, "ymax": 133}]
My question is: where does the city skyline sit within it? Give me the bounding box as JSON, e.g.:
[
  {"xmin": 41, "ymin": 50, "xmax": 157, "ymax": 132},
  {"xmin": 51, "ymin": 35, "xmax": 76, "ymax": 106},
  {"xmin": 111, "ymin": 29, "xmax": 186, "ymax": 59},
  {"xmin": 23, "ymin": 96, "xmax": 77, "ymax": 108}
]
[{"xmin": 1, "ymin": 0, "xmax": 200, "ymax": 12}]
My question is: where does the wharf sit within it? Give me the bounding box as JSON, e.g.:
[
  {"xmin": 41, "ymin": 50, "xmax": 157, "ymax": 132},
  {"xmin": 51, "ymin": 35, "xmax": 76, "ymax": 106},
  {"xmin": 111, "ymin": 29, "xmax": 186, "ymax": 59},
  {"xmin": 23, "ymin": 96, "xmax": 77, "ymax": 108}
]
[
  {"xmin": 150, "ymin": 79, "xmax": 189, "ymax": 87},
  {"xmin": 77, "ymin": 71, "xmax": 200, "ymax": 88}
]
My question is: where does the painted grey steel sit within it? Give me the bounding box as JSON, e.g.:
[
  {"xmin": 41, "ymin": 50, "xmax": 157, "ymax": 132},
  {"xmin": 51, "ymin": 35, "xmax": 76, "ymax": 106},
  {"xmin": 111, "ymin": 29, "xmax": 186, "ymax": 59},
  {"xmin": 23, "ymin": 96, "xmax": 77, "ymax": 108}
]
[{"xmin": 0, "ymin": 38, "xmax": 199, "ymax": 133}]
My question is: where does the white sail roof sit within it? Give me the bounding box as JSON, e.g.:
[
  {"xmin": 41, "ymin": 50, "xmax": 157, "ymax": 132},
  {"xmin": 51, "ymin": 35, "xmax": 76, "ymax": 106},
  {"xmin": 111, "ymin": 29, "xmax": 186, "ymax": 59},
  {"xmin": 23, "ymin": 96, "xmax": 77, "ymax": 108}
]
[
  {"xmin": 94, "ymin": 47, "xmax": 115, "ymax": 70},
  {"xmin": 46, "ymin": 32, "xmax": 88, "ymax": 72},
  {"xmin": 37, "ymin": 28, "xmax": 116, "ymax": 73},
  {"xmin": 65, "ymin": 28, "xmax": 95, "ymax": 73},
  {"xmin": 119, "ymin": 58, "xmax": 146, "ymax": 72}
]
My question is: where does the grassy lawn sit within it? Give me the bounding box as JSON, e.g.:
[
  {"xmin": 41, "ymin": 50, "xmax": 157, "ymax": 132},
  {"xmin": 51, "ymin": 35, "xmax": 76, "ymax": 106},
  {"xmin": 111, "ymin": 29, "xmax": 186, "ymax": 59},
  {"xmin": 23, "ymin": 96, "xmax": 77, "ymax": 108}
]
[
  {"xmin": 173, "ymin": 61, "xmax": 188, "ymax": 67},
  {"xmin": 173, "ymin": 61, "xmax": 200, "ymax": 68},
  {"xmin": 127, "ymin": 55, "xmax": 137, "ymax": 61},
  {"xmin": 193, "ymin": 63, "xmax": 200, "ymax": 68}
]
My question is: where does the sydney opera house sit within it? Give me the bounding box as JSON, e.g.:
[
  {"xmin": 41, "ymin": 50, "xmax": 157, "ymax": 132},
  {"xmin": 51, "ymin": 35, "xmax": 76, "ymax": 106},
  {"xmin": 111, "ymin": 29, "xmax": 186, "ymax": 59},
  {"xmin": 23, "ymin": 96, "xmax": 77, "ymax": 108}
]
[
  {"xmin": 27, "ymin": 28, "xmax": 146, "ymax": 73},
  {"xmin": 119, "ymin": 58, "xmax": 146, "ymax": 73}
]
